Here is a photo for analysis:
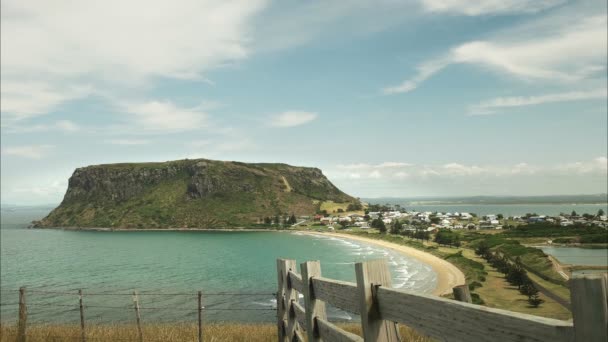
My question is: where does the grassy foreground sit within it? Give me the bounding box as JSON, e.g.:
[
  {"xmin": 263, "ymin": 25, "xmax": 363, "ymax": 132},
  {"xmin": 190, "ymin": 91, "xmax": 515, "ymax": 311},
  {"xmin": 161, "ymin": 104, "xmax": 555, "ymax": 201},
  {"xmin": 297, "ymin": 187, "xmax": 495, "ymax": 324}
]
[{"xmin": 0, "ymin": 323, "xmax": 432, "ymax": 342}]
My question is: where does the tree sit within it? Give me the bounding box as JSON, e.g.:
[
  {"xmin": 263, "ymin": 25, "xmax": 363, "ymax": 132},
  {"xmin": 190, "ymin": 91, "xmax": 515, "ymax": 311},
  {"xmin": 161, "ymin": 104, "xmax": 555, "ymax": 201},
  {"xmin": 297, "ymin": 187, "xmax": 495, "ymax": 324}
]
[
  {"xmin": 289, "ymin": 214, "xmax": 297, "ymax": 225},
  {"xmin": 264, "ymin": 216, "xmax": 272, "ymax": 225},
  {"xmin": 597, "ymin": 209, "xmax": 605, "ymax": 217},
  {"xmin": 475, "ymin": 241, "xmax": 490, "ymax": 257},
  {"xmin": 571, "ymin": 210, "xmax": 577, "ymax": 217},
  {"xmin": 339, "ymin": 221, "xmax": 349, "ymax": 229},
  {"xmin": 528, "ymin": 293, "xmax": 544, "ymax": 308},
  {"xmin": 274, "ymin": 215, "xmax": 280, "ymax": 225},
  {"xmin": 371, "ymin": 218, "xmax": 386, "ymax": 233},
  {"xmin": 337, "ymin": 208, "xmax": 344, "ymax": 213},
  {"xmin": 430, "ymin": 216, "xmax": 440, "ymax": 224},
  {"xmin": 390, "ymin": 220, "xmax": 403, "ymax": 235},
  {"xmin": 520, "ymin": 282, "xmax": 538, "ymax": 297},
  {"xmin": 497, "ymin": 213, "xmax": 504, "ymax": 220}
]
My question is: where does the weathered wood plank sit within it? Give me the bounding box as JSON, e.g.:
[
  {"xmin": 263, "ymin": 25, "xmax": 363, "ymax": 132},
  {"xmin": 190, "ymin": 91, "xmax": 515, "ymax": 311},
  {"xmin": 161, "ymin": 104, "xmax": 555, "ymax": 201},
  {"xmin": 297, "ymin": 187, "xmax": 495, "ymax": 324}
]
[
  {"xmin": 312, "ymin": 277, "xmax": 359, "ymax": 314},
  {"xmin": 277, "ymin": 259, "xmax": 298, "ymax": 342},
  {"xmin": 284, "ymin": 260, "xmax": 299, "ymax": 341},
  {"xmin": 288, "ymin": 271, "xmax": 304, "ymax": 293},
  {"xmin": 293, "ymin": 329, "xmax": 306, "ymax": 342},
  {"xmin": 570, "ymin": 274, "xmax": 607, "ymax": 342},
  {"xmin": 291, "ymin": 300, "xmax": 307, "ymax": 330},
  {"xmin": 316, "ymin": 317, "xmax": 363, "ymax": 342},
  {"xmin": 376, "ymin": 286, "xmax": 574, "ymax": 342},
  {"xmin": 355, "ymin": 259, "xmax": 399, "ymax": 342},
  {"xmin": 301, "ymin": 261, "xmax": 327, "ymax": 342},
  {"xmin": 17, "ymin": 287, "xmax": 27, "ymax": 342}
]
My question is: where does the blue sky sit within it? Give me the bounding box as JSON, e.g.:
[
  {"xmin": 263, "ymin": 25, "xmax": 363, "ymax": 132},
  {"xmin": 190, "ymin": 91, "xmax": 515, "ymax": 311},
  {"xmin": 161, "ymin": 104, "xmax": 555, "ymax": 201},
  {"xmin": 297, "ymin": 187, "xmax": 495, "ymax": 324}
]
[{"xmin": 1, "ymin": 0, "xmax": 607, "ymax": 204}]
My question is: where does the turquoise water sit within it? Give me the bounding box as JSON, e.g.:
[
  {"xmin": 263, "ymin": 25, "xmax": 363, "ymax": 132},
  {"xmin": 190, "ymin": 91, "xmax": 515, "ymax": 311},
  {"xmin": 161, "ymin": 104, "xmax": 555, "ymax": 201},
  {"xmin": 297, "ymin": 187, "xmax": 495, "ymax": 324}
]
[
  {"xmin": 0, "ymin": 207, "xmax": 436, "ymax": 323},
  {"xmin": 538, "ymin": 246, "xmax": 608, "ymax": 266}
]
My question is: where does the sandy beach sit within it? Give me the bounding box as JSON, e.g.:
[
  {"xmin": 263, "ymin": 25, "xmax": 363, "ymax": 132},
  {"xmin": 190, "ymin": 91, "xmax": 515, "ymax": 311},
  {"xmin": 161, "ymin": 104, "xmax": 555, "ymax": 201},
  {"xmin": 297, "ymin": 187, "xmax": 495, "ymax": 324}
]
[{"xmin": 300, "ymin": 231, "xmax": 465, "ymax": 296}]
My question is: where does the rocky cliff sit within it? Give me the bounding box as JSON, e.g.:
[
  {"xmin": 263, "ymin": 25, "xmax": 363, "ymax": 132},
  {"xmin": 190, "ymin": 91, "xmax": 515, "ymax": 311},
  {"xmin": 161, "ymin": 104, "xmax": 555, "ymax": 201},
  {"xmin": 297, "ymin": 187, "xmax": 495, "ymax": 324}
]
[{"xmin": 35, "ymin": 159, "xmax": 357, "ymax": 228}]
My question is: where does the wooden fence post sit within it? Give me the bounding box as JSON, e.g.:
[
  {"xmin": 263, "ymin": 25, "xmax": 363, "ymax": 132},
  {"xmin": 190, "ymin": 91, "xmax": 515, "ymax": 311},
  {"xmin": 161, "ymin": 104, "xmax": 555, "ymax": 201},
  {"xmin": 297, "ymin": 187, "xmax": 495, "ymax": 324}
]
[
  {"xmin": 132, "ymin": 291, "xmax": 143, "ymax": 342},
  {"xmin": 453, "ymin": 285, "xmax": 472, "ymax": 303},
  {"xmin": 198, "ymin": 291, "xmax": 203, "ymax": 342},
  {"xmin": 277, "ymin": 259, "xmax": 297, "ymax": 342},
  {"xmin": 355, "ymin": 259, "xmax": 400, "ymax": 342},
  {"xmin": 17, "ymin": 287, "xmax": 27, "ymax": 342},
  {"xmin": 570, "ymin": 274, "xmax": 607, "ymax": 342},
  {"xmin": 78, "ymin": 289, "xmax": 86, "ymax": 342},
  {"xmin": 301, "ymin": 261, "xmax": 327, "ymax": 342}
]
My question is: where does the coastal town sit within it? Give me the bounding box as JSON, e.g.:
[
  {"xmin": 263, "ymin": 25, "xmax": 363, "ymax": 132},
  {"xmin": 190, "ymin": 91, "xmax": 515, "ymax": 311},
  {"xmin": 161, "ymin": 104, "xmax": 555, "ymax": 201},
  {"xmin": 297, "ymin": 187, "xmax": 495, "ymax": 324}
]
[{"xmin": 308, "ymin": 205, "xmax": 608, "ymax": 232}]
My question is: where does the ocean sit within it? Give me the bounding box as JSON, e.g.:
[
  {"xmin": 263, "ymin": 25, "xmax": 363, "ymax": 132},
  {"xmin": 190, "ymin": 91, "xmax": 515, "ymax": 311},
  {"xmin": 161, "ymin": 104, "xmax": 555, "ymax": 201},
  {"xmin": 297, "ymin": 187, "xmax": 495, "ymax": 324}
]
[{"xmin": 0, "ymin": 207, "xmax": 436, "ymax": 324}]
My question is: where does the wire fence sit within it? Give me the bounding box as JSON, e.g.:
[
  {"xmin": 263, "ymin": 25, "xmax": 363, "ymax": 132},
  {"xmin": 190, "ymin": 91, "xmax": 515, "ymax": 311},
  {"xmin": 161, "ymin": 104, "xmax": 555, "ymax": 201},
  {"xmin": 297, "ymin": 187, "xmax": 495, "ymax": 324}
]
[{"xmin": 0, "ymin": 286, "xmax": 278, "ymax": 342}]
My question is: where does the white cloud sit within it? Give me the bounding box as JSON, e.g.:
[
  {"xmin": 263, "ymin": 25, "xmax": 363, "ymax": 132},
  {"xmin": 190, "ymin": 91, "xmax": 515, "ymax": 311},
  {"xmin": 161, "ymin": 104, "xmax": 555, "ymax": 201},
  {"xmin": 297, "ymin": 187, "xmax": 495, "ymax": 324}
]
[
  {"xmin": 106, "ymin": 139, "xmax": 150, "ymax": 146},
  {"xmin": 1, "ymin": 145, "xmax": 54, "ymax": 159},
  {"xmin": 270, "ymin": 111, "xmax": 318, "ymax": 127},
  {"xmin": 419, "ymin": 0, "xmax": 565, "ymax": 16},
  {"xmin": 3, "ymin": 120, "xmax": 80, "ymax": 133},
  {"xmin": 0, "ymin": 81, "xmax": 91, "ymax": 121},
  {"xmin": 469, "ymin": 88, "xmax": 608, "ymax": 115},
  {"xmin": 1, "ymin": 0, "xmax": 266, "ymax": 117},
  {"xmin": 556, "ymin": 157, "xmax": 608, "ymax": 174},
  {"xmin": 377, "ymin": 162, "xmax": 412, "ymax": 168},
  {"xmin": 338, "ymin": 162, "xmax": 411, "ymax": 170},
  {"xmin": 330, "ymin": 158, "xmax": 607, "ymax": 180},
  {"xmin": 384, "ymin": 14, "xmax": 607, "ymax": 94},
  {"xmin": 369, "ymin": 170, "xmax": 382, "ymax": 179},
  {"xmin": 123, "ymin": 100, "xmax": 208, "ymax": 133},
  {"xmin": 441, "ymin": 163, "xmax": 487, "ymax": 176}
]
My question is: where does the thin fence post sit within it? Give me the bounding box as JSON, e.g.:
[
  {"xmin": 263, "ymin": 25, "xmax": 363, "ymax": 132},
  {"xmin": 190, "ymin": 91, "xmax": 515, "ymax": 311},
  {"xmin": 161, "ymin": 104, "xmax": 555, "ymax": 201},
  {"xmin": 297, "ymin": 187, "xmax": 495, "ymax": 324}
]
[
  {"xmin": 453, "ymin": 284, "xmax": 472, "ymax": 303},
  {"xmin": 355, "ymin": 259, "xmax": 400, "ymax": 342},
  {"xmin": 570, "ymin": 274, "xmax": 607, "ymax": 342},
  {"xmin": 301, "ymin": 261, "xmax": 326, "ymax": 342},
  {"xmin": 198, "ymin": 291, "xmax": 203, "ymax": 342},
  {"xmin": 277, "ymin": 259, "xmax": 297, "ymax": 342},
  {"xmin": 17, "ymin": 287, "xmax": 27, "ymax": 342},
  {"xmin": 132, "ymin": 291, "xmax": 143, "ymax": 342},
  {"xmin": 79, "ymin": 289, "xmax": 86, "ymax": 342}
]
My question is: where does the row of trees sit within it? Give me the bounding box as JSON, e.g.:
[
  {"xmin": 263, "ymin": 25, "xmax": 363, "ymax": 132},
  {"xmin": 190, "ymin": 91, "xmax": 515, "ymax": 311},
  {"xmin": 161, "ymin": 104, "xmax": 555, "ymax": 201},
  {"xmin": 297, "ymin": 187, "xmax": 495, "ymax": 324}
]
[
  {"xmin": 262, "ymin": 214, "xmax": 297, "ymax": 225},
  {"xmin": 434, "ymin": 229, "xmax": 461, "ymax": 247},
  {"xmin": 475, "ymin": 243, "xmax": 544, "ymax": 307}
]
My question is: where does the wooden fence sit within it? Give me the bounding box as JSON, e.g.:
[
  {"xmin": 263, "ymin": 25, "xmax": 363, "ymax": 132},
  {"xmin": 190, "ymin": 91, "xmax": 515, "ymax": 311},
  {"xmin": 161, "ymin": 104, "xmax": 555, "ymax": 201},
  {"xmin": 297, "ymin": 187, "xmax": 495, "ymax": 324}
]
[
  {"xmin": 8, "ymin": 288, "xmax": 275, "ymax": 342},
  {"xmin": 276, "ymin": 258, "xmax": 607, "ymax": 342}
]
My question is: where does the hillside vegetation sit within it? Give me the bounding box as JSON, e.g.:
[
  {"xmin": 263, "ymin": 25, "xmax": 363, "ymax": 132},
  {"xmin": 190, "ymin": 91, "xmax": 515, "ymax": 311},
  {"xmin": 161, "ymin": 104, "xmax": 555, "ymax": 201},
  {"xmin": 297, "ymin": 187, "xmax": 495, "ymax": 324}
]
[{"xmin": 34, "ymin": 159, "xmax": 357, "ymax": 229}]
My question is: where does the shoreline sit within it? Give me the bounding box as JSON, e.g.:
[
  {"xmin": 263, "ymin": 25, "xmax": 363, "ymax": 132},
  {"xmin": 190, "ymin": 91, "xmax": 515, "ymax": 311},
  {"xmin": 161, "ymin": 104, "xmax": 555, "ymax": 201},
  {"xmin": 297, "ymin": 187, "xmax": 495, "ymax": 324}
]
[{"xmin": 298, "ymin": 231, "xmax": 465, "ymax": 296}]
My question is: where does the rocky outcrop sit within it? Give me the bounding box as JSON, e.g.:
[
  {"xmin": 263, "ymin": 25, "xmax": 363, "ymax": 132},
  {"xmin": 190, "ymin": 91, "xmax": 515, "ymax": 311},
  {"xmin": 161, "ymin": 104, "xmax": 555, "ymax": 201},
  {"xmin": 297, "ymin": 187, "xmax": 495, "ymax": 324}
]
[{"xmin": 35, "ymin": 158, "xmax": 357, "ymax": 229}]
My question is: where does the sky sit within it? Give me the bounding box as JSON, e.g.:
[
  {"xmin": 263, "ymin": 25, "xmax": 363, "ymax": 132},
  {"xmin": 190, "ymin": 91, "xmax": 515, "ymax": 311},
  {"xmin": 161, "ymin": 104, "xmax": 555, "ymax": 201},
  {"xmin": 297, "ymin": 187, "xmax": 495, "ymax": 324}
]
[{"xmin": 1, "ymin": 0, "xmax": 607, "ymax": 205}]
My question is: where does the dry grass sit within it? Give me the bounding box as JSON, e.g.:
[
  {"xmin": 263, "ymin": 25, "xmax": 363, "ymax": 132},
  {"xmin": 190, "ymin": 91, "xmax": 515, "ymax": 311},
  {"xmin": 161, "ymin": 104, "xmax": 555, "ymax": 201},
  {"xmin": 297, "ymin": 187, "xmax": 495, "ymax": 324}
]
[{"xmin": 0, "ymin": 323, "xmax": 432, "ymax": 342}]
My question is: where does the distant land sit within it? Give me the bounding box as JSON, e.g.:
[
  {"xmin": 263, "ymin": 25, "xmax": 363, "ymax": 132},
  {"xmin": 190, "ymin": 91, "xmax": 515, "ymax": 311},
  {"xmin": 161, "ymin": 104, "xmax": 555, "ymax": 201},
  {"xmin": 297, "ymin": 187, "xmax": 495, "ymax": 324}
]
[
  {"xmin": 33, "ymin": 159, "xmax": 357, "ymax": 229},
  {"xmin": 364, "ymin": 194, "xmax": 608, "ymax": 206}
]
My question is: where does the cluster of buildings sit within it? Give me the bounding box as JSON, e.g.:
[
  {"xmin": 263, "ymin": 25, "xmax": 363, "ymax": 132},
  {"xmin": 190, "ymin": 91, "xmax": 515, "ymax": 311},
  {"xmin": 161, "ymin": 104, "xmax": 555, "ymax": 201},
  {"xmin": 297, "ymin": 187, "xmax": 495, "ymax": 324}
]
[{"xmin": 312, "ymin": 208, "xmax": 608, "ymax": 231}]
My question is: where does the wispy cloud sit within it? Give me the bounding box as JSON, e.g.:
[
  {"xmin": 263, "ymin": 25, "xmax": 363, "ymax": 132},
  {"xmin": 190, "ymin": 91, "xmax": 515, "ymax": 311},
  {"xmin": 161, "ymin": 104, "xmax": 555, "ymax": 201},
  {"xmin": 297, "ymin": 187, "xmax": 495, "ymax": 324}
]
[
  {"xmin": 105, "ymin": 139, "xmax": 150, "ymax": 145},
  {"xmin": 330, "ymin": 157, "xmax": 607, "ymax": 180},
  {"xmin": 270, "ymin": 111, "xmax": 318, "ymax": 127},
  {"xmin": 419, "ymin": 0, "xmax": 565, "ymax": 16},
  {"xmin": 1, "ymin": 145, "xmax": 54, "ymax": 159},
  {"xmin": 123, "ymin": 100, "xmax": 209, "ymax": 133},
  {"xmin": 3, "ymin": 120, "xmax": 80, "ymax": 133},
  {"xmin": 0, "ymin": 0, "xmax": 266, "ymax": 118},
  {"xmin": 469, "ymin": 88, "xmax": 608, "ymax": 115},
  {"xmin": 383, "ymin": 15, "xmax": 607, "ymax": 94}
]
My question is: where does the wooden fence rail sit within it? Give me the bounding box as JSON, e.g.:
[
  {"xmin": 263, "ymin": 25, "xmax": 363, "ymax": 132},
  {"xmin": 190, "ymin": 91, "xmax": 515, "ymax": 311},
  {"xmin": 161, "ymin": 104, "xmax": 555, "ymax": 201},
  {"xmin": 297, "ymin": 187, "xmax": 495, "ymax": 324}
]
[{"xmin": 276, "ymin": 258, "xmax": 607, "ymax": 342}]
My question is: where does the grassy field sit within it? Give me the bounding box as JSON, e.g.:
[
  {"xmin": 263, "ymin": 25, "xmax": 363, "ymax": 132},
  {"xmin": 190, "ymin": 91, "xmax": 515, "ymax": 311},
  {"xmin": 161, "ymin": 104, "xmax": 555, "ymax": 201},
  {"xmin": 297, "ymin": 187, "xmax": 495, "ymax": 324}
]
[{"xmin": 0, "ymin": 323, "xmax": 432, "ymax": 342}]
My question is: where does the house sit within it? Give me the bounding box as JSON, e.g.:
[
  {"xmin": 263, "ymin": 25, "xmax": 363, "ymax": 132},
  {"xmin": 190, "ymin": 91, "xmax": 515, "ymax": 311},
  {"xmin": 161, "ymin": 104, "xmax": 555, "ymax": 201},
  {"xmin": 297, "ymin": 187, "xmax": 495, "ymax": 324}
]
[
  {"xmin": 560, "ymin": 220, "xmax": 573, "ymax": 227},
  {"xmin": 490, "ymin": 219, "xmax": 500, "ymax": 225}
]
